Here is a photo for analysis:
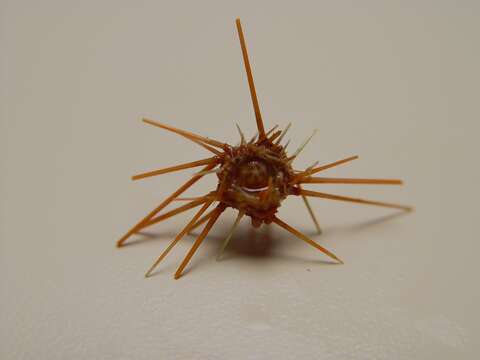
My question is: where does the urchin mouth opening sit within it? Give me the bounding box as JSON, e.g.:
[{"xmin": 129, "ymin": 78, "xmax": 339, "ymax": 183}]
[{"xmin": 241, "ymin": 185, "xmax": 270, "ymax": 192}]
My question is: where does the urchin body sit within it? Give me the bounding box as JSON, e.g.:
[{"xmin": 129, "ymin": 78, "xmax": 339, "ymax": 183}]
[
  {"xmin": 217, "ymin": 140, "xmax": 293, "ymax": 227},
  {"xmin": 116, "ymin": 19, "xmax": 411, "ymax": 279}
]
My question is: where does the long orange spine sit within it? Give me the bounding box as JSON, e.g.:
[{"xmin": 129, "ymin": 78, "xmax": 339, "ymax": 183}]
[
  {"xmin": 174, "ymin": 204, "xmax": 226, "ymax": 279},
  {"xmin": 236, "ymin": 18, "xmax": 266, "ymax": 140},
  {"xmin": 299, "ymin": 189, "xmax": 412, "ymax": 211},
  {"xmin": 132, "ymin": 157, "xmax": 217, "ymax": 181},
  {"xmin": 116, "ymin": 162, "xmax": 217, "ymax": 247}
]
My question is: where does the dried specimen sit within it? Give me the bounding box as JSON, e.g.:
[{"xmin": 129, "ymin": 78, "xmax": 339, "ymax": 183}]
[{"xmin": 116, "ymin": 19, "xmax": 412, "ymax": 279}]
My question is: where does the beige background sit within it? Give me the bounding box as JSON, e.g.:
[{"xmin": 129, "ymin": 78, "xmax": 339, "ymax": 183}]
[{"xmin": 1, "ymin": 1, "xmax": 479, "ymax": 359}]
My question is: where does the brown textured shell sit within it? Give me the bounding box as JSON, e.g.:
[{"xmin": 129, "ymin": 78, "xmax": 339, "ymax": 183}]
[
  {"xmin": 116, "ymin": 18, "xmax": 412, "ymax": 279},
  {"xmin": 217, "ymin": 138, "xmax": 294, "ymax": 227}
]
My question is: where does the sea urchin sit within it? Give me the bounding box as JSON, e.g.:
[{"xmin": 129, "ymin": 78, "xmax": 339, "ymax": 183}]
[{"xmin": 116, "ymin": 19, "xmax": 412, "ymax": 279}]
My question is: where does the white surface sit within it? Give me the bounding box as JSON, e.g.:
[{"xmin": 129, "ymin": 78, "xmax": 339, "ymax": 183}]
[{"xmin": 1, "ymin": 1, "xmax": 479, "ymax": 359}]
